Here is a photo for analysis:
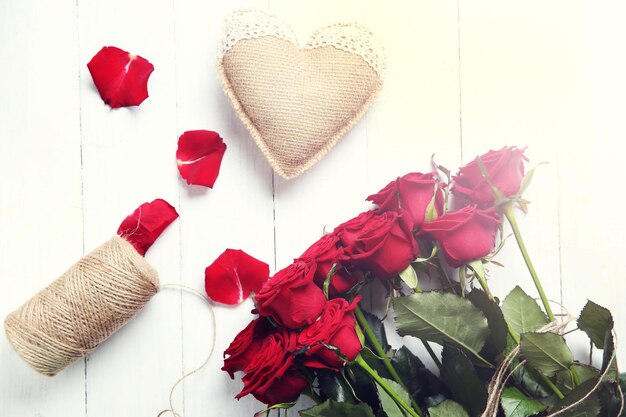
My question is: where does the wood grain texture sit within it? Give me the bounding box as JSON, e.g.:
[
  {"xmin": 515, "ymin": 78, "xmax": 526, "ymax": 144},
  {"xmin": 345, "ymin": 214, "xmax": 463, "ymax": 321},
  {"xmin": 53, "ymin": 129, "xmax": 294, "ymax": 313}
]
[{"xmin": 1, "ymin": 1, "xmax": 626, "ymax": 416}]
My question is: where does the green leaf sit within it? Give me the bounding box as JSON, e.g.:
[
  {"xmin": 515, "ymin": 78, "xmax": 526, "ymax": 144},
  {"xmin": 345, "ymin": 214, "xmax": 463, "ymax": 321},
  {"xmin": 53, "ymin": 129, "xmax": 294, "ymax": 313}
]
[
  {"xmin": 345, "ymin": 364, "xmax": 382, "ymax": 414},
  {"xmin": 255, "ymin": 402, "xmax": 296, "ymax": 417},
  {"xmin": 599, "ymin": 373, "xmax": 626, "ymax": 417},
  {"xmin": 317, "ymin": 369, "xmax": 357, "ymax": 403},
  {"xmin": 362, "ymin": 310, "xmax": 392, "ymax": 353},
  {"xmin": 602, "ymin": 332, "xmax": 618, "ymax": 383},
  {"xmin": 551, "ymin": 379, "xmax": 601, "ymax": 417},
  {"xmin": 502, "ymin": 286, "xmax": 549, "ymax": 338},
  {"xmin": 578, "ymin": 300, "xmax": 614, "ymax": 350},
  {"xmin": 504, "ymin": 336, "xmax": 550, "ymax": 398},
  {"xmin": 399, "ymin": 264, "xmax": 419, "ymax": 291},
  {"xmin": 516, "ymin": 162, "xmax": 548, "ymax": 197},
  {"xmin": 556, "ymin": 365, "xmax": 600, "ymax": 393},
  {"xmin": 392, "ymin": 346, "xmax": 449, "ymax": 404},
  {"xmin": 394, "ymin": 292, "xmax": 489, "ymax": 356},
  {"xmin": 468, "ymin": 289, "xmax": 508, "ymax": 359},
  {"xmin": 376, "ymin": 378, "xmax": 411, "ymax": 417},
  {"xmin": 520, "ymin": 332, "xmax": 574, "ymax": 377},
  {"xmin": 300, "ymin": 400, "xmax": 376, "ymax": 417},
  {"xmin": 428, "ymin": 400, "xmax": 470, "ymax": 417},
  {"xmin": 425, "ymin": 184, "xmax": 440, "ymax": 223},
  {"xmin": 441, "ymin": 344, "xmax": 488, "ymax": 417},
  {"xmin": 500, "ymin": 387, "xmax": 547, "ymax": 417}
]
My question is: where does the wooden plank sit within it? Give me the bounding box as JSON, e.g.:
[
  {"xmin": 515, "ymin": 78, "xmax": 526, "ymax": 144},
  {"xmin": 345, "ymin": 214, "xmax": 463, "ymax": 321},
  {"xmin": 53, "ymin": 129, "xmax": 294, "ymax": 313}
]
[
  {"xmin": 0, "ymin": 0, "xmax": 85, "ymax": 416},
  {"xmin": 76, "ymin": 0, "xmax": 182, "ymax": 415},
  {"xmin": 173, "ymin": 1, "xmax": 275, "ymax": 416},
  {"xmin": 457, "ymin": 1, "xmax": 570, "ymax": 310},
  {"xmin": 555, "ymin": 2, "xmax": 626, "ymax": 361}
]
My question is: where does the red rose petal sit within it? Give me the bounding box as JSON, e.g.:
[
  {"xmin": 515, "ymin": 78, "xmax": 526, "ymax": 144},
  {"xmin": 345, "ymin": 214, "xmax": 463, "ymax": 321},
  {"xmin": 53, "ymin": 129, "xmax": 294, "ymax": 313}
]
[
  {"xmin": 176, "ymin": 130, "xmax": 227, "ymax": 188},
  {"xmin": 117, "ymin": 199, "xmax": 179, "ymax": 256},
  {"xmin": 87, "ymin": 46, "xmax": 154, "ymax": 108},
  {"xmin": 205, "ymin": 249, "xmax": 269, "ymax": 305}
]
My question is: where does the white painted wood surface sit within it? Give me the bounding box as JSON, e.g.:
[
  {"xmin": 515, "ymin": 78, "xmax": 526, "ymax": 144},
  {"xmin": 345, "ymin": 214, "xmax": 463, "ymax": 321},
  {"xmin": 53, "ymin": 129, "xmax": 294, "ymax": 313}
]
[{"xmin": 2, "ymin": 0, "xmax": 626, "ymax": 415}]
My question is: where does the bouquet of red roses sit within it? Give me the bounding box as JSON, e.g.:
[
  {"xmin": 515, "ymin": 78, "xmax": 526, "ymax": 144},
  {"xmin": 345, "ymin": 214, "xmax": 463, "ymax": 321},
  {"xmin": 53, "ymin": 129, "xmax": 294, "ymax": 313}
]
[{"xmin": 220, "ymin": 147, "xmax": 624, "ymax": 417}]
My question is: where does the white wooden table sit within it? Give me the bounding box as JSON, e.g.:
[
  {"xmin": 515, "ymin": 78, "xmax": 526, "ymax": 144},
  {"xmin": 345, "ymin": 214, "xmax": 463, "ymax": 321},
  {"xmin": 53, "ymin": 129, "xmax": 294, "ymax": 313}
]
[{"xmin": 2, "ymin": 1, "xmax": 626, "ymax": 415}]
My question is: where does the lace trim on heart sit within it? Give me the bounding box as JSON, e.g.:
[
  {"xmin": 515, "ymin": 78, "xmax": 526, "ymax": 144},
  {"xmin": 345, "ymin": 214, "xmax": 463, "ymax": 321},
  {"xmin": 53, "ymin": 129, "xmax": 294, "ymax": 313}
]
[
  {"xmin": 306, "ymin": 23, "xmax": 386, "ymax": 77},
  {"xmin": 218, "ymin": 10, "xmax": 386, "ymax": 78},
  {"xmin": 218, "ymin": 10, "xmax": 297, "ymax": 59}
]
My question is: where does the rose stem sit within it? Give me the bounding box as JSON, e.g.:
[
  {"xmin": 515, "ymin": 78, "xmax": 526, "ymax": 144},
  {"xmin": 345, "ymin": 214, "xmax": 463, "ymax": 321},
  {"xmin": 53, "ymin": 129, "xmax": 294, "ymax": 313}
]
[
  {"xmin": 474, "ymin": 266, "xmax": 565, "ymax": 399},
  {"xmin": 421, "ymin": 340, "xmax": 442, "ymax": 370},
  {"xmin": 503, "ymin": 204, "xmax": 555, "ymax": 322},
  {"xmin": 354, "ymin": 355, "xmax": 424, "ymax": 417},
  {"xmin": 354, "ymin": 306, "xmax": 423, "ymax": 413}
]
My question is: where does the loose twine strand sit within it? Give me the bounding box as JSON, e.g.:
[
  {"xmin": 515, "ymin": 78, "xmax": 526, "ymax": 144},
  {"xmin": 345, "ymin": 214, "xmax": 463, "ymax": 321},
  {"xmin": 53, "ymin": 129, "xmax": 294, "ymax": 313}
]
[
  {"xmin": 156, "ymin": 284, "xmax": 217, "ymax": 417},
  {"xmin": 481, "ymin": 314, "xmax": 624, "ymax": 417}
]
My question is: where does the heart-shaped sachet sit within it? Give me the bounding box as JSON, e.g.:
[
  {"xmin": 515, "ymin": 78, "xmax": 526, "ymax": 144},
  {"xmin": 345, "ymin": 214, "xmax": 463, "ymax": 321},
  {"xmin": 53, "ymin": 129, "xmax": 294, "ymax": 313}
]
[{"xmin": 218, "ymin": 10, "xmax": 385, "ymax": 179}]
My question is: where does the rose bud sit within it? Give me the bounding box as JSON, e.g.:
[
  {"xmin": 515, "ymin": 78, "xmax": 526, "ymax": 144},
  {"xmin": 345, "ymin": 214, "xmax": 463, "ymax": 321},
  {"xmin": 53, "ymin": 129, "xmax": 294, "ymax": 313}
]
[
  {"xmin": 255, "ymin": 261, "xmax": 327, "ymax": 329},
  {"xmin": 222, "ymin": 318, "xmax": 274, "ymax": 378},
  {"xmin": 421, "ymin": 205, "xmax": 500, "ymax": 267},
  {"xmin": 298, "ymin": 234, "xmax": 360, "ymax": 297},
  {"xmin": 452, "ymin": 146, "xmax": 527, "ymax": 208},
  {"xmin": 297, "ymin": 297, "xmax": 362, "ymax": 370},
  {"xmin": 336, "ymin": 211, "xmax": 418, "ymax": 279},
  {"xmin": 237, "ymin": 329, "xmax": 308, "ymax": 405},
  {"xmin": 367, "ymin": 172, "xmax": 444, "ymax": 228}
]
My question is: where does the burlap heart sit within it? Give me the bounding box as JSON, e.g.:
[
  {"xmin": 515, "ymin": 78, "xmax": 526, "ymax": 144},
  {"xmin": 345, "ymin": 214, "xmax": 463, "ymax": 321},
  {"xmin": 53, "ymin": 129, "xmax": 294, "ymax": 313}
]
[{"xmin": 218, "ymin": 10, "xmax": 385, "ymax": 179}]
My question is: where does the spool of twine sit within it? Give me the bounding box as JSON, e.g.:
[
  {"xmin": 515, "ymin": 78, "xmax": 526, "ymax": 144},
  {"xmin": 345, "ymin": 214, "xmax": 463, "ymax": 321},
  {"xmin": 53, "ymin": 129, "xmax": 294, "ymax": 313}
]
[{"xmin": 4, "ymin": 236, "xmax": 159, "ymax": 377}]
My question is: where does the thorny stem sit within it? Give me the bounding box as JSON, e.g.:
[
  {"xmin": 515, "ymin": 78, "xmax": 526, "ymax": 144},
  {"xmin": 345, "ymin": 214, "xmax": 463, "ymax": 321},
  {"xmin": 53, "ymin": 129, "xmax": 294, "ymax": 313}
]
[
  {"xmin": 421, "ymin": 340, "xmax": 442, "ymax": 370},
  {"xmin": 354, "ymin": 355, "xmax": 424, "ymax": 417},
  {"xmin": 503, "ymin": 204, "xmax": 556, "ymax": 322},
  {"xmin": 354, "ymin": 306, "xmax": 424, "ymax": 414}
]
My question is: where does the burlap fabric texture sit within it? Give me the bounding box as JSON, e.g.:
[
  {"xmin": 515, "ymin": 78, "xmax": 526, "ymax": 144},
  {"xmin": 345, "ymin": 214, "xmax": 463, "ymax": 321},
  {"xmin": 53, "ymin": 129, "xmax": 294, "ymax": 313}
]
[
  {"xmin": 218, "ymin": 10, "xmax": 386, "ymax": 180},
  {"xmin": 4, "ymin": 236, "xmax": 159, "ymax": 376}
]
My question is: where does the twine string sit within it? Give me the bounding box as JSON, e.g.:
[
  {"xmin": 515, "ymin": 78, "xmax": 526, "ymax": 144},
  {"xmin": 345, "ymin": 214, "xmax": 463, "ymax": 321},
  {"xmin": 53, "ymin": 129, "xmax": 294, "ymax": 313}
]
[
  {"xmin": 156, "ymin": 284, "xmax": 217, "ymax": 417},
  {"xmin": 481, "ymin": 314, "xmax": 623, "ymax": 417}
]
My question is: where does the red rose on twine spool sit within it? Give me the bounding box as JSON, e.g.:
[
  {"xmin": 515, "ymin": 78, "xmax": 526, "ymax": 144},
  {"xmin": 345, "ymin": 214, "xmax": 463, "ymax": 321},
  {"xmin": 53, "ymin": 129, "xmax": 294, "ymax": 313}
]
[{"xmin": 4, "ymin": 199, "xmax": 178, "ymax": 376}]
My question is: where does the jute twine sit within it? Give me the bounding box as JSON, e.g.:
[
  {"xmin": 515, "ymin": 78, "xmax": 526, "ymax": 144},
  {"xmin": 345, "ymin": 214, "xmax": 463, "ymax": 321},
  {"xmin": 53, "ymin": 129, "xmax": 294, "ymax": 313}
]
[
  {"xmin": 481, "ymin": 316, "xmax": 624, "ymax": 417},
  {"xmin": 4, "ymin": 236, "xmax": 159, "ymax": 376}
]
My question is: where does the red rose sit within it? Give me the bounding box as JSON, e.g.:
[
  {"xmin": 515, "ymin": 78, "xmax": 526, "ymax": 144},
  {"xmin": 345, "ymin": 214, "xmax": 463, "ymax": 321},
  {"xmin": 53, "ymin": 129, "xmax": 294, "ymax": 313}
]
[
  {"xmin": 255, "ymin": 261, "xmax": 327, "ymax": 329},
  {"xmin": 237, "ymin": 329, "xmax": 308, "ymax": 405},
  {"xmin": 452, "ymin": 146, "xmax": 527, "ymax": 208},
  {"xmin": 367, "ymin": 172, "xmax": 444, "ymax": 228},
  {"xmin": 420, "ymin": 205, "xmax": 500, "ymax": 267},
  {"xmin": 298, "ymin": 234, "xmax": 360, "ymax": 297},
  {"xmin": 297, "ymin": 297, "xmax": 362, "ymax": 370},
  {"xmin": 222, "ymin": 318, "xmax": 274, "ymax": 378},
  {"xmin": 333, "ymin": 211, "xmax": 376, "ymax": 248},
  {"xmin": 336, "ymin": 211, "xmax": 418, "ymax": 279}
]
